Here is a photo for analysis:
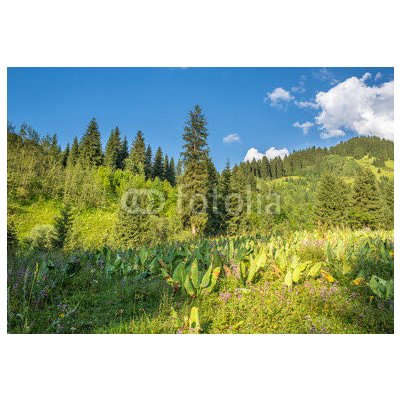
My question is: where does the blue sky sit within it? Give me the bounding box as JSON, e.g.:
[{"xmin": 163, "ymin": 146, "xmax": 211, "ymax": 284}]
[{"xmin": 8, "ymin": 67, "xmax": 394, "ymax": 170}]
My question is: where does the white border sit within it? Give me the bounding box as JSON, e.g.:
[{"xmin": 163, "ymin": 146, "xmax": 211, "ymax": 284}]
[{"xmin": 0, "ymin": 1, "xmax": 398, "ymax": 400}]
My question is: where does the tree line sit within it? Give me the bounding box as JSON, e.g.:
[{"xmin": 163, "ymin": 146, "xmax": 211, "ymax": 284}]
[{"xmin": 7, "ymin": 106, "xmax": 394, "ymax": 250}]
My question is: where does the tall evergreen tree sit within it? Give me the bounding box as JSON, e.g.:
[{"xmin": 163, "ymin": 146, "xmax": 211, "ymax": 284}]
[
  {"xmin": 152, "ymin": 147, "xmax": 164, "ymax": 180},
  {"xmin": 168, "ymin": 157, "xmax": 177, "ymax": 186},
  {"xmin": 163, "ymin": 155, "xmax": 170, "ymax": 182},
  {"xmin": 260, "ymin": 156, "xmax": 271, "ymax": 179},
  {"xmin": 52, "ymin": 204, "xmax": 73, "ymax": 249},
  {"xmin": 127, "ymin": 130, "xmax": 146, "ymax": 174},
  {"xmin": 180, "ymin": 105, "xmax": 210, "ymax": 235},
  {"xmin": 79, "ymin": 118, "xmax": 103, "ymax": 167},
  {"xmin": 114, "ymin": 191, "xmax": 151, "ymax": 248},
  {"xmin": 104, "ymin": 127, "xmax": 122, "ymax": 169},
  {"xmin": 144, "ymin": 145, "xmax": 153, "ymax": 180},
  {"xmin": 62, "ymin": 143, "xmax": 70, "ymax": 167},
  {"xmin": 118, "ymin": 135, "xmax": 129, "ymax": 169},
  {"xmin": 205, "ymin": 157, "xmax": 219, "ymax": 235},
  {"xmin": 68, "ymin": 136, "xmax": 80, "ymax": 166},
  {"xmin": 314, "ymin": 173, "xmax": 350, "ymax": 227},
  {"xmin": 350, "ymin": 167, "xmax": 383, "ymax": 229}
]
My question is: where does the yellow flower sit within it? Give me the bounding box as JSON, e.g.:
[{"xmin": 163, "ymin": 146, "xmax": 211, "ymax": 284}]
[{"xmin": 59, "ymin": 313, "xmax": 65, "ymax": 318}]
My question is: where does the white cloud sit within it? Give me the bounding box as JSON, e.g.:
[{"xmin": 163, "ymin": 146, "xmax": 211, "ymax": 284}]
[
  {"xmin": 361, "ymin": 72, "xmax": 371, "ymax": 81},
  {"xmin": 294, "ymin": 100, "xmax": 319, "ymax": 109},
  {"xmin": 293, "ymin": 121, "xmax": 314, "ymax": 135},
  {"xmin": 315, "ymin": 76, "xmax": 394, "ymax": 140},
  {"xmin": 223, "ymin": 133, "xmax": 241, "ymax": 143},
  {"xmin": 244, "ymin": 147, "xmax": 289, "ymax": 162},
  {"xmin": 320, "ymin": 129, "xmax": 346, "ymax": 139},
  {"xmin": 292, "ymin": 75, "xmax": 306, "ymax": 93},
  {"xmin": 265, "ymin": 87, "xmax": 294, "ymax": 107},
  {"xmin": 313, "ymin": 68, "xmax": 339, "ymax": 85},
  {"xmin": 375, "ymin": 72, "xmax": 383, "ymax": 81}
]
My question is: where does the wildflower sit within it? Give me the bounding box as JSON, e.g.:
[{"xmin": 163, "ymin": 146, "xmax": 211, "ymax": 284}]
[{"xmin": 219, "ymin": 291, "xmax": 232, "ymax": 303}]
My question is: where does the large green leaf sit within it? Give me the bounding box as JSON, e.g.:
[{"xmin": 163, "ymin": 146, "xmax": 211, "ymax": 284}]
[
  {"xmin": 284, "ymin": 270, "xmax": 293, "ymax": 287},
  {"xmin": 172, "ymin": 262, "xmax": 186, "ymax": 286},
  {"xmin": 189, "ymin": 259, "xmax": 199, "ymax": 290}
]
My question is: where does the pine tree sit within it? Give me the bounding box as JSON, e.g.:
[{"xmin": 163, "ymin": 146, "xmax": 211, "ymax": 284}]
[
  {"xmin": 152, "ymin": 147, "xmax": 164, "ymax": 180},
  {"xmin": 104, "ymin": 127, "xmax": 122, "ymax": 169},
  {"xmin": 180, "ymin": 105, "xmax": 210, "ymax": 235},
  {"xmin": 118, "ymin": 135, "xmax": 129, "ymax": 169},
  {"xmin": 350, "ymin": 167, "xmax": 383, "ymax": 229},
  {"xmin": 144, "ymin": 145, "xmax": 153, "ymax": 180},
  {"xmin": 127, "ymin": 130, "xmax": 146, "ymax": 174},
  {"xmin": 315, "ymin": 173, "xmax": 350, "ymax": 227},
  {"xmin": 168, "ymin": 157, "xmax": 176, "ymax": 186},
  {"xmin": 163, "ymin": 155, "xmax": 169, "ymax": 182},
  {"xmin": 52, "ymin": 204, "xmax": 73, "ymax": 249},
  {"xmin": 62, "ymin": 143, "xmax": 70, "ymax": 167},
  {"xmin": 260, "ymin": 156, "xmax": 271, "ymax": 179},
  {"xmin": 79, "ymin": 118, "xmax": 103, "ymax": 167},
  {"xmin": 68, "ymin": 136, "xmax": 80, "ymax": 166}
]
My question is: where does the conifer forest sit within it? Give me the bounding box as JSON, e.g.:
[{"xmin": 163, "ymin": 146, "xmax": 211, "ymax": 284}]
[{"xmin": 8, "ymin": 101, "xmax": 394, "ymax": 333}]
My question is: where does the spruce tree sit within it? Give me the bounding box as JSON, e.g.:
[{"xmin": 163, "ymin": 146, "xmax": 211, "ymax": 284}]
[
  {"xmin": 68, "ymin": 136, "xmax": 80, "ymax": 166},
  {"xmin": 127, "ymin": 130, "xmax": 146, "ymax": 174},
  {"xmin": 315, "ymin": 173, "xmax": 350, "ymax": 227},
  {"xmin": 180, "ymin": 105, "xmax": 210, "ymax": 235},
  {"xmin": 79, "ymin": 118, "xmax": 103, "ymax": 167},
  {"xmin": 62, "ymin": 143, "xmax": 70, "ymax": 167},
  {"xmin": 52, "ymin": 204, "xmax": 73, "ymax": 249},
  {"xmin": 163, "ymin": 155, "xmax": 170, "ymax": 182},
  {"xmin": 104, "ymin": 127, "xmax": 122, "ymax": 169},
  {"xmin": 118, "ymin": 135, "xmax": 129, "ymax": 169},
  {"xmin": 168, "ymin": 157, "xmax": 176, "ymax": 186},
  {"xmin": 350, "ymin": 167, "xmax": 383, "ymax": 229},
  {"xmin": 260, "ymin": 156, "xmax": 271, "ymax": 179},
  {"xmin": 152, "ymin": 147, "xmax": 164, "ymax": 180},
  {"xmin": 144, "ymin": 145, "xmax": 153, "ymax": 180}
]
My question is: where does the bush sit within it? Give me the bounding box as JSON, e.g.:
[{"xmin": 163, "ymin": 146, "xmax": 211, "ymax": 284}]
[{"xmin": 26, "ymin": 224, "xmax": 56, "ymax": 250}]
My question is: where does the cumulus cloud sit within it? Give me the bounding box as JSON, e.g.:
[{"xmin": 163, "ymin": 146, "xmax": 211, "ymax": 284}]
[
  {"xmin": 244, "ymin": 147, "xmax": 289, "ymax": 162},
  {"xmin": 375, "ymin": 72, "xmax": 383, "ymax": 81},
  {"xmin": 223, "ymin": 133, "xmax": 241, "ymax": 143},
  {"xmin": 294, "ymin": 100, "xmax": 319, "ymax": 109},
  {"xmin": 265, "ymin": 87, "xmax": 294, "ymax": 107},
  {"xmin": 293, "ymin": 121, "xmax": 314, "ymax": 135},
  {"xmin": 315, "ymin": 75, "xmax": 394, "ymax": 140}
]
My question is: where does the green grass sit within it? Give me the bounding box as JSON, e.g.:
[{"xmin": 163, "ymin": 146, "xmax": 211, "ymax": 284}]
[{"xmin": 7, "ymin": 230, "xmax": 394, "ymax": 334}]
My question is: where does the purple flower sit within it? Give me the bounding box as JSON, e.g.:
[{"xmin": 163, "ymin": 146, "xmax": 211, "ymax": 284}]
[{"xmin": 219, "ymin": 291, "xmax": 232, "ymax": 302}]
